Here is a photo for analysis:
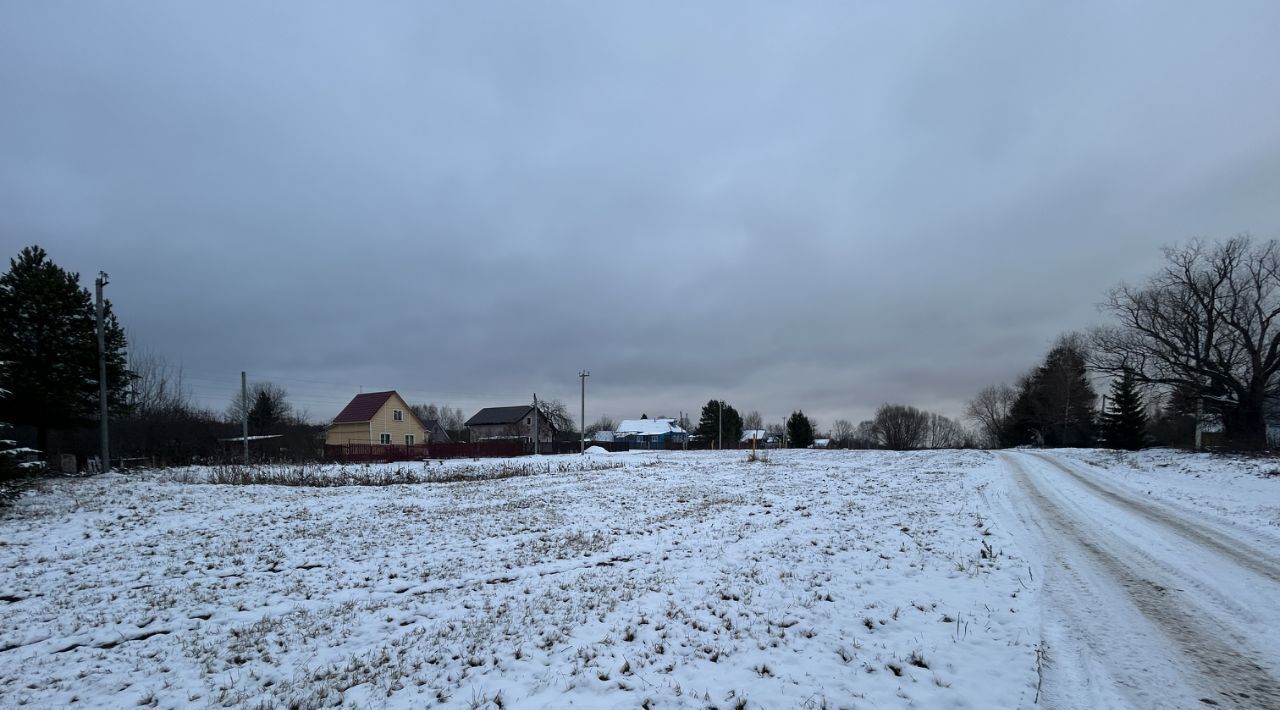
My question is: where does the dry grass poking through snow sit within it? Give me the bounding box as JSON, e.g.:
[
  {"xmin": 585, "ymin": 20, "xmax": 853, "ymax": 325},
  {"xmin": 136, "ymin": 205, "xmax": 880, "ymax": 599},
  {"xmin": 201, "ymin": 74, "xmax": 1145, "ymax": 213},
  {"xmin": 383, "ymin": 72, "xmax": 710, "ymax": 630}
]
[
  {"xmin": 0, "ymin": 451, "xmax": 1039, "ymax": 708},
  {"xmin": 170, "ymin": 459, "xmax": 624, "ymax": 487}
]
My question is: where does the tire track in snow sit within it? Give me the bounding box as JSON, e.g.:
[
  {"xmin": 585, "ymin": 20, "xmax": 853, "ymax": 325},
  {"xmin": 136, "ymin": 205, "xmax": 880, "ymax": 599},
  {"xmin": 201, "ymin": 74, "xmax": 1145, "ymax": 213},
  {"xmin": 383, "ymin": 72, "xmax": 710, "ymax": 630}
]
[
  {"xmin": 1028, "ymin": 452, "xmax": 1280, "ymax": 586},
  {"xmin": 1004, "ymin": 453, "xmax": 1280, "ymax": 709}
]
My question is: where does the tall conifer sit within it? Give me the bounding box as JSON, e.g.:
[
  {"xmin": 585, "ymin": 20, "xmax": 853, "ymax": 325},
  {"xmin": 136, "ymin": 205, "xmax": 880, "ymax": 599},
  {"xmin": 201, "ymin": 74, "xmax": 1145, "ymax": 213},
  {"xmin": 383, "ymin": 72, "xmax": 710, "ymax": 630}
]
[
  {"xmin": 0, "ymin": 246, "xmax": 130, "ymax": 454},
  {"xmin": 1100, "ymin": 370, "xmax": 1147, "ymax": 450}
]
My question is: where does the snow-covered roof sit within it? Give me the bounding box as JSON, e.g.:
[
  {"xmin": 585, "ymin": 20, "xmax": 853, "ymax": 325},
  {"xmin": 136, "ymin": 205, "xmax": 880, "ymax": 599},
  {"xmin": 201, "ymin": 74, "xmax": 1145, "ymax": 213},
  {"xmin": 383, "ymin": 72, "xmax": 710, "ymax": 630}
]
[
  {"xmin": 740, "ymin": 430, "xmax": 771, "ymax": 442},
  {"xmin": 219, "ymin": 435, "xmax": 284, "ymax": 443},
  {"xmin": 614, "ymin": 419, "xmax": 686, "ymax": 436}
]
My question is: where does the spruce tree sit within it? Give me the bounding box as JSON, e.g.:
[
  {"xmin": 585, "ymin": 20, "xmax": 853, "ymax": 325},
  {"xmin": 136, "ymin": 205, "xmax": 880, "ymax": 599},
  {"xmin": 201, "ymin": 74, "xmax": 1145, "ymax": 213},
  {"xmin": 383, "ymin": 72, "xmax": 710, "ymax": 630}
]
[
  {"xmin": 248, "ymin": 391, "xmax": 280, "ymax": 435},
  {"xmin": 1003, "ymin": 335, "xmax": 1097, "ymax": 447},
  {"xmin": 786, "ymin": 410, "xmax": 815, "ymax": 448},
  {"xmin": 0, "ymin": 246, "xmax": 131, "ymax": 455},
  {"xmin": 1100, "ymin": 370, "xmax": 1147, "ymax": 450},
  {"xmin": 696, "ymin": 400, "xmax": 742, "ymax": 448},
  {"xmin": 1, "ymin": 368, "xmax": 21, "ymax": 496}
]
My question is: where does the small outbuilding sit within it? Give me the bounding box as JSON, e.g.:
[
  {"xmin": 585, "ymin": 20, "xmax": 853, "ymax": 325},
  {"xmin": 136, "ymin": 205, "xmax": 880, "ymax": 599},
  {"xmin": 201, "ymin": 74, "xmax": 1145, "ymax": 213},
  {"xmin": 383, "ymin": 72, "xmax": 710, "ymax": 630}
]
[{"xmin": 741, "ymin": 429, "xmax": 781, "ymax": 448}]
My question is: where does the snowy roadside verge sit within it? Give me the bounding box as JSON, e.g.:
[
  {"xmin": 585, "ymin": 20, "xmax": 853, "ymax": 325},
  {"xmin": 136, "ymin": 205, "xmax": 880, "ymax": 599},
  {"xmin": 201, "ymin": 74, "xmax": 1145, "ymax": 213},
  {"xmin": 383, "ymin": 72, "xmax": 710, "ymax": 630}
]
[{"xmin": 1050, "ymin": 448, "xmax": 1280, "ymax": 543}]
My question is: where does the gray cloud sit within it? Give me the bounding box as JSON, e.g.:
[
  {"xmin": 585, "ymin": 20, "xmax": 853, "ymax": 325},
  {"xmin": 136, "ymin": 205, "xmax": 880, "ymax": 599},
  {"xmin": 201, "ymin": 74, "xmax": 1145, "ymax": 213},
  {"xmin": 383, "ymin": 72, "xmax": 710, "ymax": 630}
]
[{"xmin": 3, "ymin": 2, "xmax": 1280, "ymax": 428}]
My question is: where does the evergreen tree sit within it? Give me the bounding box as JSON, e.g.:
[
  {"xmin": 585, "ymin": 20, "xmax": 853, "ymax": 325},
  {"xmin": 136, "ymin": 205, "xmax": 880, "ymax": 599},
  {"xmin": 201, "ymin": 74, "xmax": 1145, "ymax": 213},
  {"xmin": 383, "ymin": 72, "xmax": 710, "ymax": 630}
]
[
  {"xmin": 1100, "ymin": 370, "xmax": 1147, "ymax": 450},
  {"xmin": 786, "ymin": 410, "xmax": 815, "ymax": 448},
  {"xmin": 696, "ymin": 400, "xmax": 742, "ymax": 448},
  {"xmin": 248, "ymin": 389, "xmax": 285, "ymax": 434},
  {"xmin": 0, "ymin": 419, "xmax": 21, "ymax": 504},
  {"xmin": 1, "ymin": 368, "xmax": 22, "ymax": 498},
  {"xmin": 0, "ymin": 246, "xmax": 130, "ymax": 455},
  {"xmin": 1004, "ymin": 335, "xmax": 1097, "ymax": 447}
]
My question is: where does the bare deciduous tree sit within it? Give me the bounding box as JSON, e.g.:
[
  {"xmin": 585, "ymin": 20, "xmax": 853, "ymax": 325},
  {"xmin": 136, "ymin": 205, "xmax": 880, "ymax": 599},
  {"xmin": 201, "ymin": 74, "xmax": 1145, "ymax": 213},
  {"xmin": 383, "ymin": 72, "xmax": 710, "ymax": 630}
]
[
  {"xmin": 872, "ymin": 404, "xmax": 930, "ymax": 451},
  {"xmin": 536, "ymin": 398, "xmax": 575, "ymax": 432},
  {"xmin": 743, "ymin": 410, "xmax": 764, "ymax": 432},
  {"xmin": 853, "ymin": 420, "xmax": 877, "ymax": 448},
  {"xmin": 831, "ymin": 418, "xmax": 855, "ymax": 448},
  {"xmin": 965, "ymin": 383, "xmax": 1016, "ymax": 448},
  {"xmin": 585, "ymin": 415, "xmax": 616, "ymax": 436},
  {"xmin": 128, "ymin": 349, "xmax": 191, "ymax": 417},
  {"xmin": 411, "ymin": 403, "xmax": 467, "ymax": 432},
  {"xmin": 1092, "ymin": 236, "xmax": 1280, "ymax": 448},
  {"xmin": 923, "ymin": 412, "xmax": 969, "ymax": 449}
]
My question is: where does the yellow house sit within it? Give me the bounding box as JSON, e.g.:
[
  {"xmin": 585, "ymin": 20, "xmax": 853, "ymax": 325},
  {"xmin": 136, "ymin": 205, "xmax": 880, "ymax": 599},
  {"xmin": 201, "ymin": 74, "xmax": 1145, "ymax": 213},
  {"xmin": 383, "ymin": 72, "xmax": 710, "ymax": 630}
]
[{"xmin": 325, "ymin": 391, "xmax": 429, "ymax": 446}]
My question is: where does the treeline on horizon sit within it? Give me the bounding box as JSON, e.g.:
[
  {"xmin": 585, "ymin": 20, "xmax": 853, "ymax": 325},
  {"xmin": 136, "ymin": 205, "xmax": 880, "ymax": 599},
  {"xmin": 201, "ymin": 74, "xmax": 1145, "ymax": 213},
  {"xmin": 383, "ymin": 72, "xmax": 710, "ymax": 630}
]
[
  {"xmin": 967, "ymin": 235, "xmax": 1280, "ymax": 452},
  {"xmin": 4, "ymin": 235, "xmax": 1279, "ymax": 475}
]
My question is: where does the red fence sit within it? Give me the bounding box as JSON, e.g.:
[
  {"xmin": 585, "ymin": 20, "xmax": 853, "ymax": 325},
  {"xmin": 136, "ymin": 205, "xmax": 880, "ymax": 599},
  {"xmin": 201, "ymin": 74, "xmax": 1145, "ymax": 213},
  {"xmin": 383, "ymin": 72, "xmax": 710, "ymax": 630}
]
[
  {"xmin": 325, "ymin": 443, "xmax": 430, "ymax": 463},
  {"xmin": 425, "ymin": 440, "xmax": 525, "ymax": 459},
  {"xmin": 325, "ymin": 440, "xmax": 528, "ymax": 463}
]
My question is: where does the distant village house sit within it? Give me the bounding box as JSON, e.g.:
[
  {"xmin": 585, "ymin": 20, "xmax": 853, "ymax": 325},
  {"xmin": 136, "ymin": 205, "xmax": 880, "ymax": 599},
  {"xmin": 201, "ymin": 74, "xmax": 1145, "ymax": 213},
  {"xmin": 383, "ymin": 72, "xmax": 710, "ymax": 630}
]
[
  {"xmin": 326, "ymin": 391, "xmax": 429, "ymax": 446},
  {"xmin": 465, "ymin": 406, "xmax": 556, "ymax": 450},
  {"xmin": 613, "ymin": 418, "xmax": 689, "ymax": 449}
]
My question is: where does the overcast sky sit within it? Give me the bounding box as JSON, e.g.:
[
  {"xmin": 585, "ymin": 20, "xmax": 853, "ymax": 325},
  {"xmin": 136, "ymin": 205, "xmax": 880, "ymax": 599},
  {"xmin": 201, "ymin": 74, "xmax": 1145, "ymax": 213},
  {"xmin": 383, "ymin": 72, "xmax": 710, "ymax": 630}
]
[{"xmin": 3, "ymin": 2, "xmax": 1280, "ymax": 429}]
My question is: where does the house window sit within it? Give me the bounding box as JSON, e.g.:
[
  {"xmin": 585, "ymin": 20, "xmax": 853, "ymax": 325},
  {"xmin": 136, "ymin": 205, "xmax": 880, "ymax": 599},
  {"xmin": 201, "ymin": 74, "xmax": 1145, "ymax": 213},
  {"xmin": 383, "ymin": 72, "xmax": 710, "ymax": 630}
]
[
  {"xmin": 526, "ymin": 417, "xmax": 531, "ymax": 425},
  {"xmin": 380, "ymin": 433, "xmax": 391, "ymax": 445},
  {"xmin": 404, "ymin": 434, "xmax": 415, "ymax": 445},
  {"xmin": 393, "ymin": 410, "xmax": 403, "ymax": 421}
]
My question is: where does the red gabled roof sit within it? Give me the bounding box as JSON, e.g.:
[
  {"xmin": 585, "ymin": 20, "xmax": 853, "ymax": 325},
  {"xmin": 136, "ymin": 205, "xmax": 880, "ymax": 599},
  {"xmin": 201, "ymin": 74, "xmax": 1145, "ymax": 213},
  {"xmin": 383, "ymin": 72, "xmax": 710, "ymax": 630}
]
[{"xmin": 332, "ymin": 391, "xmax": 397, "ymax": 424}]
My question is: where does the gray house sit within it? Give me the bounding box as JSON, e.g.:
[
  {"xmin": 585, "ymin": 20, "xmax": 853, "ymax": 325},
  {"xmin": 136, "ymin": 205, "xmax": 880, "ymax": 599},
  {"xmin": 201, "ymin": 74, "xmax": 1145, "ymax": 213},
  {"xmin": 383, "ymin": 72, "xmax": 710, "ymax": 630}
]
[
  {"xmin": 465, "ymin": 406, "xmax": 556, "ymax": 449},
  {"xmin": 421, "ymin": 419, "xmax": 452, "ymax": 443}
]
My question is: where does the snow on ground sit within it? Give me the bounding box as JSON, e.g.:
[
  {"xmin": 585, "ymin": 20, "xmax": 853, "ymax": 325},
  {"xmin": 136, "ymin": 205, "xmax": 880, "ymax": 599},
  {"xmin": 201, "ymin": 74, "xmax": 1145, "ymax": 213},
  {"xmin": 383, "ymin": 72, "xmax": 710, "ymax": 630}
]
[
  {"xmin": 0, "ymin": 450, "xmax": 1039, "ymax": 708},
  {"xmin": 993, "ymin": 450, "xmax": 1280, "ymax": 709},
  {"xmin": 1050, "ymin": 448, "xmax": 1280, "ymax": 543}
]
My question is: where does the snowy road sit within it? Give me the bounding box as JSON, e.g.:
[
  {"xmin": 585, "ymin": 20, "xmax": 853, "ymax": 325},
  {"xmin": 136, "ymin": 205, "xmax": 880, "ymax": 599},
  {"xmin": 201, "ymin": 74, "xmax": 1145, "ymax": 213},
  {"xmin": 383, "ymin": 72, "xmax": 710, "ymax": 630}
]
[{"xmin": 1000, "ymin": 451, "xmax": 1280, "ymax": 709}]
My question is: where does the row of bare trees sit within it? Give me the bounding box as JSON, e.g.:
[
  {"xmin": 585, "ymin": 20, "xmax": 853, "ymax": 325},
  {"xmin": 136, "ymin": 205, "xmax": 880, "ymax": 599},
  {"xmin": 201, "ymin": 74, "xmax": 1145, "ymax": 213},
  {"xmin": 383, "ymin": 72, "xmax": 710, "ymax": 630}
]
[
  {"xmin": 864, "ymin": 405, "xmax": 971, "ymax": 450},
  {"xmin": 108, "ymin": 351, "xmax": 321, "ymax": 464},
  {"xmin": 816, "ymin": 407, "xmax": 971, "ymax": 450},
  {"xmin": 408, "ymin": 402, "xmax": 467, "ymax": 437}
]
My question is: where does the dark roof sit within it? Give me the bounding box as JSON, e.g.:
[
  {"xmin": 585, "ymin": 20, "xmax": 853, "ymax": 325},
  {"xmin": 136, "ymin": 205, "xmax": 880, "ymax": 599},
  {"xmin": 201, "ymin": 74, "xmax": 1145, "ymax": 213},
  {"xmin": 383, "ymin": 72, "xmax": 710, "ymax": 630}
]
[
  {"xmin": 465, "ymin": 405, "xmax": 536, "ymax": 427},
  {"xmin": 422, "ymin": 420, "xmax": 452, "ymax": 442},
  {"xmin": 332, "ymin": 391, "xmax": 397, "ymax": 424}
]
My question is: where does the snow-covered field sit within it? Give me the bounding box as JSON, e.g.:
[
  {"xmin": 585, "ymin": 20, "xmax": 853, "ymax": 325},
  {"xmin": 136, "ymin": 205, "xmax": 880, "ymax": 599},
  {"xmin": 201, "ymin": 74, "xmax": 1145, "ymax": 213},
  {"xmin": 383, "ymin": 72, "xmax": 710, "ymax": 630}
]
[
  {"xmin": 0, "ymin": 450, "xmax": 1040, "ymax": 708},
  {"xmin": 5, "ymin": 448, "xmax": 1276, "ymax": 708}
]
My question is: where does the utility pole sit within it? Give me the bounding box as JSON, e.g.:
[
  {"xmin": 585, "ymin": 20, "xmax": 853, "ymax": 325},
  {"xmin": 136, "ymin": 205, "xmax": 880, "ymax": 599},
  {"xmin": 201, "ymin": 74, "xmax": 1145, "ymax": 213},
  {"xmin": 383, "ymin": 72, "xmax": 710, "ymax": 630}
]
[
  {"xmin": 95, "ymin": 272, "xmax": 110, "ymax": 473},
  {"xmin": 1195, "ymin": 396, "xmax": 1204, "ymax": 450},
  {"xmin": 1099, "ymin": 394, "xmax": 1108, "ymax": 445},
  {"xmin": 532, "ymin": 393, "xmax": 539, "ymax": 456},
  {"xmin": 579, "ymin": 370, "xmax": 590, "ymax": 454},
  {"xmin": 718, "ymin": 400, "xmax": 723, "ymax": 450},
  {"xmin": 241, "ymin": 371, "xmax": 249, "ymax": 463}
]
